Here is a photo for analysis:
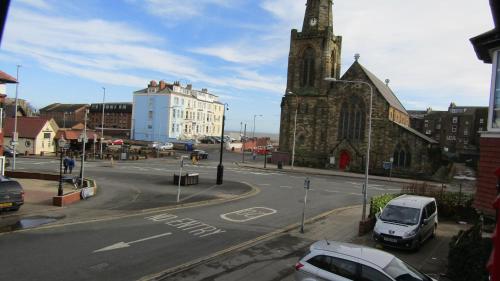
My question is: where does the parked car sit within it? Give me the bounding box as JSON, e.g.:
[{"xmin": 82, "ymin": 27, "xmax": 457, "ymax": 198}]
[
  {"xmin": 294, "ymin": 240, "xmax": 436, "ymax": 281},
  {"xmin": 3, "ymin": 146, "xmax": 20, "ymax": 157},
  {"xmin": 373, "ymin": 195, "xmax": 438, "ymax": 250},
  {"xmin": 0, "ymin": 176, "xmax": 24, "ymax": 211},
  {"xmin": 190, "ymin": 149, "xmax": 208, "ymax": 160},
  {"xmin": 111, "ymin": 139, "xmax": 124, "ymax": 145},
  {"xmin": 159, "ymin": 142, "xmax": 174, "ymax": 150}
]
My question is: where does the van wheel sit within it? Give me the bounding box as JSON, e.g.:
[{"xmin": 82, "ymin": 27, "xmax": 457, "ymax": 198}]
[{"xmin": 431, "ymin": 224, "xmax": 437, "ymax": 239}]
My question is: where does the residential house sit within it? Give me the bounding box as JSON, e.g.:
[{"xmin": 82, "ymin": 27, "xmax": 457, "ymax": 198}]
[
  {"xmin": 0, "ymin": 70, "xmax": 17, "ymax": 156},
  {"xmin": 3, "ymin": 117, "xmax": 59, "ymax": 155}
]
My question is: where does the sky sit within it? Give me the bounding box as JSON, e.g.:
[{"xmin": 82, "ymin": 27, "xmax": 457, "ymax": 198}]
[{"xmin": 0, "ymin": 0, "xmax": 494, "ymax": 134}]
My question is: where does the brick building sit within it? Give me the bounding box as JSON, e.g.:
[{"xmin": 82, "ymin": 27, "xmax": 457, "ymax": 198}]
[
  {"xmin": 88, "ymin": 102, "xmax": 132, "ymax": 139},
  {"xmin": 409, "ymin": 104, "xmax": 488, "ymax": 161},
  {"xmin": 470, "ymin": 0, "xmax": 500, "ymax": 215},
  {"xmin": 279, "ymin": 0, "xmax": 440, "ymax": 178},
  {"xmin": 39, "ymin": 103, "xmax": 88, "ymax": 129}
]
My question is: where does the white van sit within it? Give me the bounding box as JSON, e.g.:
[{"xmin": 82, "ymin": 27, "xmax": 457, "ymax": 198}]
[{"xmin": 373, "ymin": 195, "xmax": 438, "ymax": 250}]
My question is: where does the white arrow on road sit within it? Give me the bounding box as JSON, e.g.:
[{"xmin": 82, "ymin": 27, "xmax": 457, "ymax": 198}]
[{"xmin": 93, "ymin": 232, "xmax": 172, "ymax": 253}]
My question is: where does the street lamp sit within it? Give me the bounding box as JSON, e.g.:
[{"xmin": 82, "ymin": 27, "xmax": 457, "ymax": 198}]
[
  {"xmin": 252, "ymin": 114, "xmax": 263, "ymax": 139},
  {"xmin": 12, "ymin": 64, "xmax": 21, "ymax": 171},
  {"xmin": 287, "ymin": 91, "xmax": 299, "ymax": 169},
  {"xmin": 79, "ymin": 109, "xmax": 89, "ymax": 188},
  {"xmin": 58, "ymin": 137, "xmax": 67, "ymax": 196},
  {"xmin": 100, "ymin": 87, "xmax": 106, "ymax": 159},
  {"xmin": 216, "ymin": 103, "xmax": 229, "ymax": 185},
  {"xmin": 324, "ymin": 77, "xmax": 373, "ymax": 221}
]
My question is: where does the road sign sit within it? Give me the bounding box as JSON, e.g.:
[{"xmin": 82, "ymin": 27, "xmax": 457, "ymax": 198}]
[
  {"xmin": 304, "ymin": 177, "xmax": 310, "ymax": 190},
  {"xmin": 383, "ymin": 162, "xmax": 392, "ymax": 170}
]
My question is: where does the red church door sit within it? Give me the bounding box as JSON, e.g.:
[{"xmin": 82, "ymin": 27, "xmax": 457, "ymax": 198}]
[{"xmin": 339, "ymin": 151, "xmax": 351, "ymax": 170}]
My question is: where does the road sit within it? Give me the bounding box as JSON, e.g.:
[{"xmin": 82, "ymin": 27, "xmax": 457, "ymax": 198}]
[{"xmin": 0, "ymin": 148, "xmax": 405, "ymax": 281}]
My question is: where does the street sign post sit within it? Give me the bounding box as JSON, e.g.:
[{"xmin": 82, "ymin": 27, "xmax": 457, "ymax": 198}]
[{"xmin": 300, "ymin": 177, "xmax": 311, "ymax": 233}]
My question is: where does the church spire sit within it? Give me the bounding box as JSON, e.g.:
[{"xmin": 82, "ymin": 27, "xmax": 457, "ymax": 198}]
[{"xmin": 302, "ymin": 0, "xmax": 333, "ymax": 33}]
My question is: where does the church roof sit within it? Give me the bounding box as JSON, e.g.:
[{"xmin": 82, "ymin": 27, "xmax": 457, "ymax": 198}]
[
  {"xmin": 356, "ymin": 63, "xmax": 408, "ymax": 114},
  {"xmin": 395, "ymin": 122, "xmax": 438, "ymax": 144}
]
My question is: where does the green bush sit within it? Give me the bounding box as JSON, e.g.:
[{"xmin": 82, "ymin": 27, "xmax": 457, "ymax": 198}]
[
  {"xmin": 447, "ymin": 223, "xmax": 492, "ymax": 281},
  {"xmin": 370, "ymin": 193, "xmax": 399, "ymax": 218}
]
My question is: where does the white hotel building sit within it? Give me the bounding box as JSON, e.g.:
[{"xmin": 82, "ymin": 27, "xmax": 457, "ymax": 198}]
[{"xmin": 132, "ymin": 80, "xmax": 224, "ymax": 142}]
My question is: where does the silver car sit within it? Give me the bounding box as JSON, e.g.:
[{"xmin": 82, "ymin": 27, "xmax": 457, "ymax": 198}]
[{"xmin": 294, "ymin": 241, "xmax": 436, "ymax": 281}]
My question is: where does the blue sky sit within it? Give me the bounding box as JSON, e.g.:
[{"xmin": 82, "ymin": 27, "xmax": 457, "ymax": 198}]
[{"xmin": 0, "ymin": 0, "xmax": 494, "ymax": 133}]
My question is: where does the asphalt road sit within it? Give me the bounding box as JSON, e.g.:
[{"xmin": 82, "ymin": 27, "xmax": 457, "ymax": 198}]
[{"xmin": 1, "ymin": 148, "xmax": 405, "ymax": 281}]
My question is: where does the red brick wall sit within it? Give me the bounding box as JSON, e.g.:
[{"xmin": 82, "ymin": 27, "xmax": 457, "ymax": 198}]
[{"xmin": 475, "ymin": 137, "xmax": 500, "ymax": 215}]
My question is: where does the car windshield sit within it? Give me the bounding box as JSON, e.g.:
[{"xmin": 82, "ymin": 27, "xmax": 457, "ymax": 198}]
[
  {"xmin": 383, "ymin": 257, "xmax": 431, "ymax": 281},
  {"xmin": 380, "ymin": 205, "xmax": 420, "ymax": 225}
]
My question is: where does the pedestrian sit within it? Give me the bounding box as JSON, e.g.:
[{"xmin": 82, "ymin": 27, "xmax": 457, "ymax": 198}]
[
  {"xmin": 69, "ymin": 156, "xmax": 75, "ymax": 174},
  {"xmin": 63, "ymin": 156, "xmax": 69, "ymax": 174},
  {"xmin": 252, "ymin": 150, "xmax": 256, "ymax": 161}
]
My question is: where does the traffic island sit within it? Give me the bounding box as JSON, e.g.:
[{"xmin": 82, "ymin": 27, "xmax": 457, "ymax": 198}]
[{"xmin": 52, "ymin": 179, "xmax": 97, "ymax": 207}]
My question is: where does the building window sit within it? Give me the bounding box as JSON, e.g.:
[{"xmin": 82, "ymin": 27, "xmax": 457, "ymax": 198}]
[
  {"xmin": 393, "ymin": 144, "xmax": 411, "ymax": 168},
  {"xmin": 464, "ymin": 128, "xmax": 469, "ymax": 136},
  {"xmin": 452, "ymin": 125, "xmax": 457, "ymax": 133},
  {"xmin": 436, "ymin": 124, "xmax": 441, "ymax": 130},
  {"xmin": 148, "ymin": 111, "xmax": 153, "ymax": 120},
  {"xmin": 301, "ymin": 47, "xmax": 316, "ymax": 87},
  {"xmin": 452, "ymin": 117, "xmax": 458, "ymax": 123},
  {"xmin": 44, "ymin": 133, "xmax": 51, "ymax": 139},
  {"xmin": 338, "ymin": 98, "xmax": 365, "ymax": 141},
  {"xmin": 425, "ymin": 130, "xmax": 432, "ymax": 135},
  {"xmin": 480, "ymin": 118, "xmax": 484, "ymax": 124},
  {"xmin": 491, "ymin": 50, "xmax": 500, "ymax": 129}
]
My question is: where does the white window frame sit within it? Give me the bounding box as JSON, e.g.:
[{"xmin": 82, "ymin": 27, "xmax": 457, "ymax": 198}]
[{"xmin": 488, "ymin": 49, "xmax": 500, "ymax": 131}]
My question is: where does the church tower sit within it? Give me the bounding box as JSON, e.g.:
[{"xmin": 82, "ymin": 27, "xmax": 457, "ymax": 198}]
[
  {"xmin": 279, "ymin": 0, "xmax": 342, "ymax": 165},
  {"xmin": 286, "ymin": 0, "xmax": 342, "ymax": 95}
]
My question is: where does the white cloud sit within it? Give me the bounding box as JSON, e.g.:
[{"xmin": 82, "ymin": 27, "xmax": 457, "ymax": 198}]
[
  {"xmin": 17, "ymin": 0, "xmax": 51, "ymax": 10},
  {"xmin": 138, "ymin": 0, "xmax": 233, "ymax": 21}
]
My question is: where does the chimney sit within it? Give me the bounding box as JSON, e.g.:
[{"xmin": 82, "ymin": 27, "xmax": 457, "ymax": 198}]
[
  {"xmin": 385, "ymin": 79, "xmax": 390, "ymax": 86},
  {"xmin": 173, "ymin": 81, "xmax": 180, "ymax": 86},
  {"xmin": 159, "ymin": 80, "xmax": 166, "ymax": 90},
  {"xmin": 202, "ymin": 88, "xmax": 208, "ymax": 93},
  {"xmin": 187, "ymin": 84, "xmax": 193, "ymax": 90},
  {"xmin": 149, "ymin": 80, "xmax": 157, "ymax": 87}
]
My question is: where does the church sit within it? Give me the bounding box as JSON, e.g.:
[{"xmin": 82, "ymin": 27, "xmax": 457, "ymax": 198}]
[{"xmin": 279, "ymin": 0, "xmax": 440, "ymax": 177}]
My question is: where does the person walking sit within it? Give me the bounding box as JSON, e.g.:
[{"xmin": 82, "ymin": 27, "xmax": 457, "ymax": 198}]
[
  {"xmin": 68, "ymin": 156, "xmax": 75, "ymax": 174},
  {"xmin": 252, "ymin": 150, "xmax": 257, "ymax": 161},
  {"xmin": 63, "ymin": 156, "xmax": 69, "ymax": 174}
]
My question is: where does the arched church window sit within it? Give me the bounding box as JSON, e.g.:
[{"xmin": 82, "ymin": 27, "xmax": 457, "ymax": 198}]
[
  {"xmin": 393, "ymin": 145, "xmax": 411, "ymax": 168},
  {"xmin": 301, "ymin": 48, "xmax": 315, "ymax": 87},
  {"xmin": 331, "ymin": 50, "xmax": 337, "ymax": 78},
  {"xmin": 338, "ymin": 98, "xmax": 365, "ymax": 141}
]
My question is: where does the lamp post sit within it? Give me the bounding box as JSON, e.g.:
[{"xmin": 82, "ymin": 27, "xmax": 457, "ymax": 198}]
[
  {"xmin": 100, "ymin": 87, "xmax": 105, "ymax": 159},
  {"xmin": 242, "ymin": 123, "xmax": 247, "ymax": 163},
  {"xmin": 79, "ymin": 109, "xmax": 89, "ymax": 188},
  {"xmin": 252, "ymin": 114, "xmax": 263, "ymax": 139},
  {"xmin": 12, "ymin": 64, "xmax": 21, "ymax": 171},
  {"xmin": 324, "ymin": 77, "xmax": 373, "ymax": 221},
  {"xmin": 287, "ymin": 91, "xmax": 299, "ymax": 169},
  {"xmin": 216, "ymin": 103, "xmax": 228, "ymax": 185},
  {"xmin": 58, "ymin": 137, "xmax": 67, "ymax": 196}
]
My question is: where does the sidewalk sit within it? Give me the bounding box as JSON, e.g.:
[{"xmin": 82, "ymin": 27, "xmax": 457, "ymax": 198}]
[
  {"xmin": 236, "ymin": 161, "xmax": 443, "ymax": 186},
  {"xmin": 161, "ymin": 205, "xmax": 467, "ymax": 281}
]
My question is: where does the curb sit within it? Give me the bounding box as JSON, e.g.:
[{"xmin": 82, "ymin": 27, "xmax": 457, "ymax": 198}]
[
  {"xmin": 234, "ymin": 162, "xmax": 435, "ymax": 185},
  {"xmin": 138, "ymin": 204, "xmax": 361, "ymax": 281},
  {"xmin": 0, "ymin": 182, "xmax": 259, "ymax": 236}
]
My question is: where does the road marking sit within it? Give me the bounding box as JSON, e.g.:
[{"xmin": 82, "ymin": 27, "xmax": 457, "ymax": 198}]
[
  {"xmin": 258, "ymin": 183, "xmax": 270, "ymax": 186},
  {"xmin": 220, "ymin": 207, "xmax": 277, "ymax": 223},
  {"xmin": 280, "ymin": 185, "xmax": 293, "ymax": 188},
  {"xmin": 145, "ymin": 214, "xmax": 226, "ymax": 238},
  {"xmin": 93, "ymin": 232, "xmax": 172, "ymax": 253}
]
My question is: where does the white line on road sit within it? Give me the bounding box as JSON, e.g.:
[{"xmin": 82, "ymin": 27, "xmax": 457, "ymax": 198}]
[
  {"xmin": 221, "ymin": 207, "xmax": 277, "ymax": 223},
  {"xmin": 258, "ymin": 183, "xmax": 270, "ymax": 186},
  {"xmin": 93, "ymin": 232, "xmax": 172, "ymax": 253}
]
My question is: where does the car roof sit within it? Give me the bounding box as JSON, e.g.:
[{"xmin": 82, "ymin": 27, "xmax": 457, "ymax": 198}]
[
  {"xmin": 310, "ymin": 241, "xmax": 394, "ymax": 269},
  {"xmin": 388, "ymin": 195, "xmax": 435, "ymax": 209}
]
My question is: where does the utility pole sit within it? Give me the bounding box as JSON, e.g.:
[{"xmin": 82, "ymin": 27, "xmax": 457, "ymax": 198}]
[
  {"xmin": 80, "ymin": 109, "xmax": 89, "ymax": 188},
  {"xmin": 242, "ymin": 123, "xmax": 247, "ymax": 163},
  {"xmin": 12, "ymin": 64, "xmax": 21, "ymax": 171},
  {"xmin": 100, "ymin": 87, "xmax": 106, "ymax": 159}
]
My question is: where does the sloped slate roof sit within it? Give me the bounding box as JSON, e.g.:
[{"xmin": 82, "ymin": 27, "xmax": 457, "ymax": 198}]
[
  {"xmin": 39, "ymin": 103, "xmax": 88, "ymax": 112},
  {"xmin": 395, "ymin": 122, "xmax": 438, "ymax": 144},
  {"xmin": 4, "ymin": 117, "xmax": 51, "ymax": 139},
  {"xmin": 357, "ymin": 63, "xmax": 408, "ymax": 114}
]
